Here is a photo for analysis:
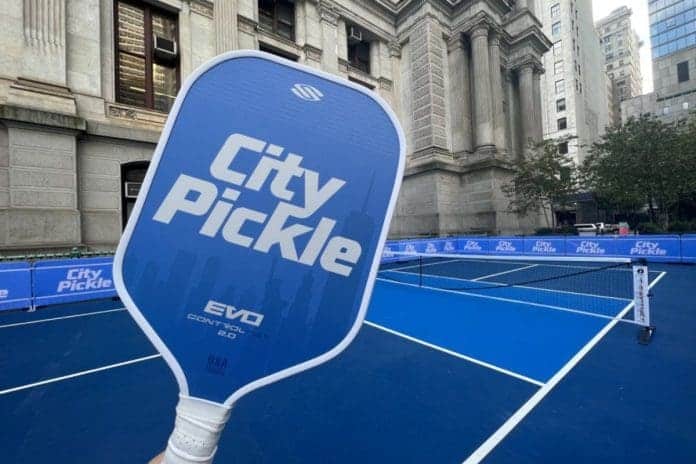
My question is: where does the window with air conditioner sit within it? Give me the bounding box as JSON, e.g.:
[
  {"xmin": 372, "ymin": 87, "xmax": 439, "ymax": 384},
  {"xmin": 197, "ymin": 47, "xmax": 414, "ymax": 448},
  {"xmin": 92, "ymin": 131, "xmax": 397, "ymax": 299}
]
[
  {"xmin": 115, "ymin": 1, "xmax": 179, "ymax": 112},
  {"xmin": 347, "ymin": 24, "xmax": 370, "ymax": 74}
]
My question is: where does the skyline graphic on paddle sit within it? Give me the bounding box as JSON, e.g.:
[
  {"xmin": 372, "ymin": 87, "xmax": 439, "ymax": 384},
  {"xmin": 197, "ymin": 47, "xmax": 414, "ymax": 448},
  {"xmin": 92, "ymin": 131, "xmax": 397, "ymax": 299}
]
[{"xmin": 113, "ymin": 51, "xmax": 405, "ymax": 463}]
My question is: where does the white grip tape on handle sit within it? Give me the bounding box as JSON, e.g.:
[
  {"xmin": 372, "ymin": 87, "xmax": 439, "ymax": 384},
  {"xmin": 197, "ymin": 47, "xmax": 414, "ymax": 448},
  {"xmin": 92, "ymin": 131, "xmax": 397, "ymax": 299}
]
[{"xmin": 163, "ymin": 395, "xmax": 232, "ymax": 464}]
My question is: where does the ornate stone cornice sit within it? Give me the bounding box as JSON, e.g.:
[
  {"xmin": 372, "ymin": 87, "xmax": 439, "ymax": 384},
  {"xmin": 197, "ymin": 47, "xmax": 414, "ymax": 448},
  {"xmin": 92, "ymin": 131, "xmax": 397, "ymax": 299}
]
[
  {"xmin": 508, "ymin": 54, "xmax": 544, "ymax": 74},
  {"xmin": 319, "ymin": 1, "xmax": 340, "ymax": 25},
  {"xmin": 191, "ymin": 0, "xmax": 214, "ymax": 19},
  {"xmin": 446, "ymin": 32, "xmax": 466, "ymax": 52},
  {"xmin": 303, "ymin": 44, "xmax": 323, "ymax": 62},
  {"xmin": 388, "ymin": 41, "xmax": 402, "ymax": 57},
  {"xmin": 458, "ymin": 12, "xmax": 512, "ymax": 46}
]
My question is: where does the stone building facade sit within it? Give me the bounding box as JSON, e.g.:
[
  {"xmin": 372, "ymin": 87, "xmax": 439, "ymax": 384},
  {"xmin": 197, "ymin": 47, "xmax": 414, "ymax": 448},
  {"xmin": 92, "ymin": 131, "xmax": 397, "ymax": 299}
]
[
  {"xmin": 596, "ymin": 6, "xmax": 643, "ymax": 126},
  {"xmin": 538, "ymin": 0, "xmax": 609, "ymax": 168},
  {"xmin": 0, "ymin": 0, "xmax": 549, "ymax": 252}
]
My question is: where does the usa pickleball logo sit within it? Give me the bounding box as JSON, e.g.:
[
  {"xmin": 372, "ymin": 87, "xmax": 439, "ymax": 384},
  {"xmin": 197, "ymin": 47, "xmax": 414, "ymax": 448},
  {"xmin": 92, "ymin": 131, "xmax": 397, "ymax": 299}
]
[{"xmin": 114, "ymin": 51, "xmax": 404, "ymax": 406}]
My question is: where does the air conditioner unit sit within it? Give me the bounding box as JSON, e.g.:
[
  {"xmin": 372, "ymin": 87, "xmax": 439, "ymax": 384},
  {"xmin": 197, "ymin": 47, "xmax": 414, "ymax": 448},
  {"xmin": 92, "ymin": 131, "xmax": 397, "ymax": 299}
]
[
  {"xmin": 153, "ymin": 35, "xmax": 178, "ymax": 60},
  {"xmin": 124, "ymin": 182, "xmax": 142, "ymax": 199},
  {"xmin": 348, "ymin": 26, "xmax": 362, "ymax": 43}
]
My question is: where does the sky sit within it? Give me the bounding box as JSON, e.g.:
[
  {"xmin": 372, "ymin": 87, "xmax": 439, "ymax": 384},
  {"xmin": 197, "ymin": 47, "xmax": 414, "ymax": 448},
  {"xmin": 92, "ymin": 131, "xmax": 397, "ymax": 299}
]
[{"xmin": 592, "ymin": 0, "xmax": 654, "ymax": 93}]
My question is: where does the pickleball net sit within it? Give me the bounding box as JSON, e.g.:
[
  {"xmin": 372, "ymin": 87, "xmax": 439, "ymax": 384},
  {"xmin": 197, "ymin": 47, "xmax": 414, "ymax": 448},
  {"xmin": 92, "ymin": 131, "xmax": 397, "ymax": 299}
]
[{"xmin": 379, "ymin": 251, "xmax": 655, "ymax": 342}]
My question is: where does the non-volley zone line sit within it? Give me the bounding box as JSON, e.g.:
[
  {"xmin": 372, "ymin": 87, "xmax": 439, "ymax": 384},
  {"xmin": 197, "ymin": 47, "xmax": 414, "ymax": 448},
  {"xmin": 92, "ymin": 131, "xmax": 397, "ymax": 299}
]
[
  {"xmin": 0, "ymin": 307, "xmax": 126, "ymax": 329},
  {"xmin": 364, "ymin": 321, "xmax": 545, "ymax": 387},
  {"xmin": 0, "ymin": 354, "xmax": 162, "ymax": 395},
  {"xmin": 461, "ymin": 271, "xmax": 667, "ymax": 464}
]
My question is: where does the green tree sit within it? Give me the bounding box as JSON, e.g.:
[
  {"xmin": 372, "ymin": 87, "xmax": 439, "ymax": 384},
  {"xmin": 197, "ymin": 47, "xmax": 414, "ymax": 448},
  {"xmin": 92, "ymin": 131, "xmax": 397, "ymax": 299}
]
[
  {"xmin": 582, "ymin": 114, "xmax": 694, "ymax": 229},
  {"xmin": 502, "ymin": 139, "xmax": 578, "ymax": 229}
]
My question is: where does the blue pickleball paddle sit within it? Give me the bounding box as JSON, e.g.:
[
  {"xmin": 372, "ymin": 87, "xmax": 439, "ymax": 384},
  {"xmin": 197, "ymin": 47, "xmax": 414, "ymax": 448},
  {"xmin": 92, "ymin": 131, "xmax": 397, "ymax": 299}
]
[{"xmin": 113, "ymin": 51, "xmax": 404, "ymax": 463}]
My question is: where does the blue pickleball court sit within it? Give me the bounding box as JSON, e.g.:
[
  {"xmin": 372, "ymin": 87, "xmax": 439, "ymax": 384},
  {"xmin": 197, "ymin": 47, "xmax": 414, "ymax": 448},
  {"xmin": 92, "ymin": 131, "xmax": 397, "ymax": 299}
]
[{"xmin": 1, "ymin": 256, "xmax": 695, "ymax": 463}]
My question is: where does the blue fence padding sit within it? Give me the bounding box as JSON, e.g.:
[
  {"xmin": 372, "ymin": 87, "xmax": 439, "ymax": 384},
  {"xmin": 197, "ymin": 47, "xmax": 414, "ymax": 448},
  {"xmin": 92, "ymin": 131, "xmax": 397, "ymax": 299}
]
[
  {"xmin": 682, "ymin": 235, "xmax": 696, "ymax": 263},
  {"xmin": 0, "ymin": 261, "xmax": 32, "ymax": 312},
  {"xmin": 33, "ymin": 256, "xmax": 116, "ymax": 307},
  {"xmin": 523, "ymin": 237, "xmax": 566, "ymax": 256},
  {"xmin": 489, "ymin": 237, "xmax": 525, "ymax": 255},
  {"xmin": 384, "ymin": 234, "xmax": 693, "ymax": 263}
]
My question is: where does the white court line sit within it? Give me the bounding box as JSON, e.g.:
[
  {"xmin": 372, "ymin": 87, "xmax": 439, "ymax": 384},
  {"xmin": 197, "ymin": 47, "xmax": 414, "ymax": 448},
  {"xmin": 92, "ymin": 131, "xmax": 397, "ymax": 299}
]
[
  {"xmin": 471, "ymin": 264, "xmax": 539, "ymax": 281},
  {"xmin": 0, "ymin": 354, "xmax": 162, "ymax": 395},
  {"xmin": 364, "ymin": 321, "xmax": 544, "ymax": 387},
  {"xmin": 461, "ymin": 270, "xmax": 668, "ymax": 464},
  {"xmin": 0, "ymin": 307, "xmax": 126, "ymax": 329},
  {"xmin": 385, "ymin": 269, "xmax": 633, "ymax": 302},
  {"xmin": 386, "ymin": 258, "xmax": 464, "ymax": 272}
]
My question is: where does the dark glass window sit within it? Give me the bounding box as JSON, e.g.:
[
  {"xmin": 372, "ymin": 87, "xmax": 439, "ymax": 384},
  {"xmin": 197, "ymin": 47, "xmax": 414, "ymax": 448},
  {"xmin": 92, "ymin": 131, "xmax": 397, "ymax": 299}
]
[
  {"xmin": 115, "ymin": 1, "xmax": 179, "ymax": 112},
  {"xmin": 556, "ymin": 98, "xmax": 566, "ymax": 112},
  {"xmin": 678, "ymin": 61, "xmax": 690, "ymax": 83},
  {"xmin": 258, "ymin": 0, "xmax": 295, "ymax": 41},
  {"xmin": 348, "ymin": 40, "xmax": 370, "ymax": 74},
  {"xmin": 558, "ymin": 142, "xmax": 569, "ymax": 154},
  {"xmin": 557, "ymin": 117, "xmax": 568, "ymax": 130}
]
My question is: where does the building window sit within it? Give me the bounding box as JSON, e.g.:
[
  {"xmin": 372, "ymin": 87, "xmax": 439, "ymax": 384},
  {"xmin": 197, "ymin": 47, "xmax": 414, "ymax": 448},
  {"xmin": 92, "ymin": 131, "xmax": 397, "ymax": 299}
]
[
  {"xmin": 557, "ymin": 117, "xmax": 568, "ymax": 130},
  {"xmin": 554, "ymin": 60, "xmax": 564, "ymax": 75},
  {"xmin": 678, "ymin": 61, "xmax": 690, "ymax": 83},
  {"xmin": 556, "ymin": 98, "xmax": 566, "ymax": 112},
  {"xmin": 115, "ymin": 1, "xmax": 179, "ymax": 112},
  {"xmin": 683, "ymin": 102, "xmax": 690, "ymax": 110},
  {"xmin": 552, "ymin": 21, "xmax": 561, "ymax": 36},
  {"xmin": 121, "ymin": 161, "xmax": 149, "ymax": 228},
  {"xmin": 663, "ymin": 107, "xmax": 670, "ymax": 115},
  {"xmin": 551, "ymin": 3, "xmax": 560, "ymax": 18},
  {"xmin": 347, "ymin": 25, "xmax": 370, "ymax": 74},
  {"xmin": 555, "ymin": 79, "xmax": 565, "ymax": 95},
  {"xmin": 558, "ymin": 142, "xmax": 569, "ymax": 154},
  {"xmin": 258, "ymin": 0, "xmax": 295, "ymax": 41},
  {"xmin": 553, "ymin": 41, "xmax": 562, "ymax": 57}
]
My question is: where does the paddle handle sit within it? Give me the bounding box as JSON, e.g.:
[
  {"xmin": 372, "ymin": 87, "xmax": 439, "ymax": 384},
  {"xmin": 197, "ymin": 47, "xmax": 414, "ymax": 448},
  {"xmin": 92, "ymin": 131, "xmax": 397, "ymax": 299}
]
[{"xmin": 163, "ymin": 395, "xmax": 232, "ymax": 464}]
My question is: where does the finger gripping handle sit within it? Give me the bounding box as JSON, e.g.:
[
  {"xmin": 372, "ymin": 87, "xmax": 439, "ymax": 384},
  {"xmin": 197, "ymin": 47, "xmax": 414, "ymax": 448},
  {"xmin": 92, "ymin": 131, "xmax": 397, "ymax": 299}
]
[{"xmin": 164, "ymin": 395, "xmax": 232, "ymax": 464}]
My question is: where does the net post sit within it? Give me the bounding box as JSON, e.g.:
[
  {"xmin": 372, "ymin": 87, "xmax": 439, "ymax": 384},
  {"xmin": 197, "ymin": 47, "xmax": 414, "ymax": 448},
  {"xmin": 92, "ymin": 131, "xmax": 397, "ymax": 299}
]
[
  {"xmin": 419, "ymin": 255, "xmax": 423, "ymax": 287},
  {"xmin": 632, "ymin": 258, "xmax": 655, "ymax": 344}
]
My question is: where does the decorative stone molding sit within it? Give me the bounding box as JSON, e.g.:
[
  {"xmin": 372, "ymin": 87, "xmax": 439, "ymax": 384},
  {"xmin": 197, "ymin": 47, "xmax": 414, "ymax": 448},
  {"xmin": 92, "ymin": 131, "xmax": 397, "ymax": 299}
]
[
  {"xmin": 0, "ymin": 104, "xmax": 85, "ymax": 132},
  {"xmin": 215, "ymin": 0, "xmax": 237, "ymax": 52},
  {"xmin": 105, "ymin": 102, "xmax": 167, "ymax": 126},
  {"xmin": 303, "ymin": 44, "xmax": 323, "ymax": 62},
  {"xmin": 469, "ymin": 24, "xmax": 489, "ymax": 40},
  {"xmin": 23, "ymin": 0, "xmax": 65, "ymax": 47},
  {"xmin": 318, "ymin": 1, "xmax": 340, "ymax": 25},
  {"xmin": 446, "ymin": 33, "xmax": 466, "ymax": 52},
  {"xmin": 388, "ymin": 41, "xmax": 402, "ymax": 58},
  {"xmin": 191, "ymin": 0, "xmax": 214, "ymax": 19},
  {"xmin": 378, "ymin": 77, "xmax": 393, "ymax": 91},
  {"xmin": 509, "ymin": 54, "xmax": 544, "ymax": 74},
  {"xmin": 237, "ymin": 14, "xmax": 258, "ymax": 34}
]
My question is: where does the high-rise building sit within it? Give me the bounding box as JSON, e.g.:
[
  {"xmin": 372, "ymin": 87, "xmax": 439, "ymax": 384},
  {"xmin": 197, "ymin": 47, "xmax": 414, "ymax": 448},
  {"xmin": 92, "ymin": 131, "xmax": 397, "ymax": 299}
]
[
  {"xmin": 0, "ymin": 0, "xmax": 550, "ymax": 251},
  {"xmin": 622, "ymin": 0, "xmax": 696, "ymax": 124},
  {"xmin": 596, "ymin": 6, "xmax": 643, "ymax": 125},
  {"xmin": 539, "ymin": 0, "xmax": 610, "ymax": 167}
]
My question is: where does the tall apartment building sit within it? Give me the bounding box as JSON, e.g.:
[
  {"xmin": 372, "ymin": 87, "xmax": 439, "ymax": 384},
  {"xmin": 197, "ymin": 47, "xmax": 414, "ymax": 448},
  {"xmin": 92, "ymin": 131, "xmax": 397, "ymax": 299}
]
[
  {"xmin": 623, "ymin": 0, "xmax": 696, "ymax": 124},
  {"xmin": 596, "ymin": 6, "xmax": 643, "ymax": 126},
  {"xmin": 539, "ymin": 0, "xmax": 609, "ymax": 167},
  {"xmin": 0, "ymin": 0, "xmax": 550, "ymax": 251}
]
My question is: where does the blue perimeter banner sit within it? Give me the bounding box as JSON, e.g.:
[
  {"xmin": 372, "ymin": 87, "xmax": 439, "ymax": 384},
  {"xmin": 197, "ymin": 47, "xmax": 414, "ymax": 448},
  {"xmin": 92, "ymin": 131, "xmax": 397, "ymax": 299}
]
[
  {"xmin": 384, "ymin": 235, "xmax": 686, "ymax": 262},
  {"xmin": 0, "ymin": 262, "xmax": 32, "ymax": 312},
  {"xmin": 33, "ymin": 257, "xmax": 116, "ymax": 307}
]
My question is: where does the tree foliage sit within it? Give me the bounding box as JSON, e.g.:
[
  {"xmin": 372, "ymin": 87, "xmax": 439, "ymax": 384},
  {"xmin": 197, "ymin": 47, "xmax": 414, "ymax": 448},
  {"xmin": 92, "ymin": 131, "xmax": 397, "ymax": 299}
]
[
  {"xmin": 582, "ymin": 114, "xmax": 696, "ymax": 228},
  {"xmin": 502, "ymin": 139, "xmax": 578, "ymax": 229}
]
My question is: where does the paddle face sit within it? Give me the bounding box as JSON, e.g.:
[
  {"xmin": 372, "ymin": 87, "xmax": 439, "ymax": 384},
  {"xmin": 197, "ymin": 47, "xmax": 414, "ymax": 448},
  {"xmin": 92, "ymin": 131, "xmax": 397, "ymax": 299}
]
[{"xmin": 113, "ymin": 52, "xmax": 404, "ymax": 405}]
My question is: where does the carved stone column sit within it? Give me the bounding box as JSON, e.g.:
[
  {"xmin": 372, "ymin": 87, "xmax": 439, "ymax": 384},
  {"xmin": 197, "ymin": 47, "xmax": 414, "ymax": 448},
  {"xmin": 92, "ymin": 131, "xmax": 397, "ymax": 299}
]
[
  {"xmin": 489, "ymin": 33, "xmax": 506, "ymax": 151},
  {"xmin": 319, "ymin": 3, "xmax": 339, "ymax": 73},
  {"xmin": 214, "ymin": 0, "xmax": 238, "ymax": 53},
  {"xmin": 518, "ymin": 64, "xmax": 535, "ymax": 150},
  {"xmin": 22, "ymin": 0, "xmax": 66, "ymax": 85},
  {"xmin": 370, "ymin": 40, "xmax": 381, "ymax": 78},
  {"xmin": 470, "ymin": 25, "xmax": 494, "ymax": 151},
  {"xmin": 447, "ymin": 34, "xmax": 472, "ymax": 153}
]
